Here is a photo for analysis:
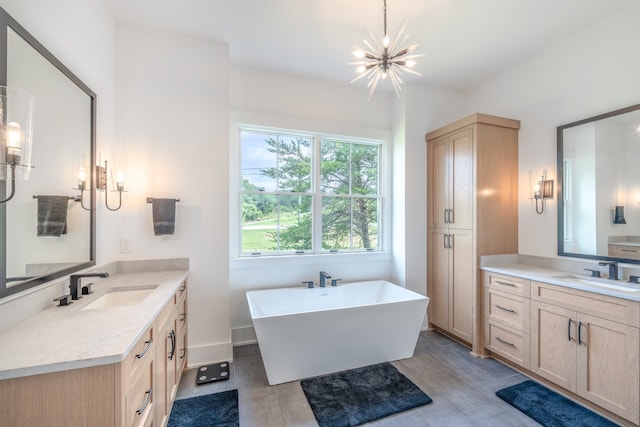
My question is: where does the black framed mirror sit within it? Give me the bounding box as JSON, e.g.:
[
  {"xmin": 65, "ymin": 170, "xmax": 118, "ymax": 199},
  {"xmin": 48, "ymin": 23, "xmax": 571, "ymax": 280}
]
[
  {"xmin": 557, "ymin": 103, "xmax": 640, "ymax": 264},
  {"xmin": 0, "ymin": 7, "xmax": 96, "ymax": 298}
]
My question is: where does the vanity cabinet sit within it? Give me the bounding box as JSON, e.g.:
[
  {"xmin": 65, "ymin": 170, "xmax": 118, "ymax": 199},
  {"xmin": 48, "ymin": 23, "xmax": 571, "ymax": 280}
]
[
  {"xmin": 426, "ymin": 113, "xmax": 519, "ymax": 351},
  {"xmin": 482, "ymin": 272, "xmax": 531, "ymax": 368},
  {"xmin": 0, "ymin": 277, "xmax": 188, "ymax": 427},
  {"xmin": 530, "ymin": 281, "xmax": 640, "ymax": 424},
  {"xmin": 156, "ymin": 279, "xmax": 188, "ymax": 427}
]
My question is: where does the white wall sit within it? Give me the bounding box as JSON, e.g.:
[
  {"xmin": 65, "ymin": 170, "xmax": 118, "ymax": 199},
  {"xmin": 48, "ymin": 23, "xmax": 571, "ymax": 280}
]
[
  {"xmin": 391, "ymin": 84, "xmax": 464, "ymax": 298},
  {"xmin": 465, "ymin": 0, "xmax": 640, "ymax": 258},
  {"xmin": 114, "ymin": 25, "xmax": 231, "ymax": 364}
]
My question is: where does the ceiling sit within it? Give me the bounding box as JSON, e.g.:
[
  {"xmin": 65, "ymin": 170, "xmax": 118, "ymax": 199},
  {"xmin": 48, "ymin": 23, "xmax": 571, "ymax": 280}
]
[{"xmin": 105, "ymin": 0, "xmax": 632, "ymax": 93}]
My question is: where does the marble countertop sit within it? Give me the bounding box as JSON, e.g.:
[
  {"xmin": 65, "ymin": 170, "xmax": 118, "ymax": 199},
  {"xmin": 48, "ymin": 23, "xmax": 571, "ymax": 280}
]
[
  {"xmin": 481, "ymin": 263, "xmax": 640, "ymax": 302},
  {"xmin": 0, "ymin": 269, "xmax": 188, "ymax": 381}
]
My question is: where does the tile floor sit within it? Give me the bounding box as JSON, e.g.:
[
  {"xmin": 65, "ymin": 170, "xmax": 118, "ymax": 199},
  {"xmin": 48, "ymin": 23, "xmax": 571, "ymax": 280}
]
[{"xmin": 175, "ymin": 330, "xmax": 541, "ymax": 426}]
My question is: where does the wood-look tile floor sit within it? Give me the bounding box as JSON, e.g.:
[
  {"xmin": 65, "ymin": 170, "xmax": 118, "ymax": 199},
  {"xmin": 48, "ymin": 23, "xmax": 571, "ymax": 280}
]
[{"xmin": 175, "ymin": 330, "xmax": 540, "ymax": 426}]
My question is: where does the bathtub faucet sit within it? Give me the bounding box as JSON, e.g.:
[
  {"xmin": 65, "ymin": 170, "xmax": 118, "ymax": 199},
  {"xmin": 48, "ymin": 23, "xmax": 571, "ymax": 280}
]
[{"xmin": 319, "ymin": 271, "xmax": 332, "ymax": 287}]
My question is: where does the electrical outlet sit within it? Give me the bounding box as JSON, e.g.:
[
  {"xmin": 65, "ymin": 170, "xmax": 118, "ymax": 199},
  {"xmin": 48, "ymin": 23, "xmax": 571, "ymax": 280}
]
[{"xmin": 120, "ymin": 238, "xmax": 132, "ymax": 254}]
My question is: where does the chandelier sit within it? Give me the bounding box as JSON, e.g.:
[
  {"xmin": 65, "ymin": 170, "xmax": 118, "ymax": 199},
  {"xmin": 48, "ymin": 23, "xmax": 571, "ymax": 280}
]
[{"xmin": 351, "ymin": 0, "xmax": 422, "ymax": 99}]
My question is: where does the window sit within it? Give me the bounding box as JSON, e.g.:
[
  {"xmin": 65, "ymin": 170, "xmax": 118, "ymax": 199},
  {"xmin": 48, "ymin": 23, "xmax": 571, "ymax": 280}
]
[{"xmin": 239, "ymin": 128, "xmax": 383, "ymax": 256}]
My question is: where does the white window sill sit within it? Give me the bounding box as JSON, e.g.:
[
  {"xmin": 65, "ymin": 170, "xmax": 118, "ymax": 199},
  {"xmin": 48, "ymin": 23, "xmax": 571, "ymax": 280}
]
[{"xmin": 229, "ymin": 251, "xmax": 392, "ymax": 270}]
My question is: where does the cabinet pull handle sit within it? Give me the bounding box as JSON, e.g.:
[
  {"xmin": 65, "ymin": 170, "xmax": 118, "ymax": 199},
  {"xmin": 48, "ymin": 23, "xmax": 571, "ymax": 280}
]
[
  {"xmin": 136, "ymin": 388, "xmax": 152, "ymax": 415},
  {"xmin": 179, "ymin": 313, "xmax": 186, "ymax": 322},
  {"xmin": 621, "ymin": 249, "xmax": 638, "ymax": 252},
  {"xmin": 568, "ymin": 318, "xmax": 574, "ymax": 342},
  {"xmin": 443, "ymin": 210, "xmax": 448, "ymax": 224},
  {"xmin": 179, "ymin": 283, "xmax": 187, "ymax": 294},
  {"xmin": 180, "ymin": 348, "xmax": 187, "ymax": 359},
  {"xmin": 443, "ymin": 234, "xmax": 448, "ymax": 248},
  {"xmin": 168, "ymin": 330, "xmax": 176, "ymax": 361},
  {"xmin": 135, "ymin": 339, "xmax": 153, "ymax": 359},
  {"xmin": 495, "ymin": 304, "xmax": 517, "ymax": 314},
  {"xmin": 494, "ymin": 280, "xmax": 516, "ymax": 287},
  {"xmin": 578, "ymin": 321, "xmax": 586, "ymax": 345},
  {"xmin": 496, "ymin": 337, "xmax": 516, "ymax": 348},
  {"xmin": 448, "ymin": 209, "xmax": 453, "ymax": 224}
]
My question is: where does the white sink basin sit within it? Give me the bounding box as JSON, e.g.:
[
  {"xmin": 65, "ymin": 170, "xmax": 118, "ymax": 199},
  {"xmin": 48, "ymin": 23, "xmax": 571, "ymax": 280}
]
[
  {"xmin": 81, "ymin": 285, "xmax": 159, "ymax": 310},
  {"xmin": 553, "ymin": 274, "xmax": 640, "ymax": 293}
]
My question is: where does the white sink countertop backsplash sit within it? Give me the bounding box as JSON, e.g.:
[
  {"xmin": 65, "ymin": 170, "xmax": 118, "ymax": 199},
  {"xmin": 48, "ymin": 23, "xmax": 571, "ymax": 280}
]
[
  {"xmin": 481, "ymin": 254, "xmax": 640, "ymax": 302},
  {"xmin": 0, "ymin": 268, "xmax": 188, "ymax": 381}
]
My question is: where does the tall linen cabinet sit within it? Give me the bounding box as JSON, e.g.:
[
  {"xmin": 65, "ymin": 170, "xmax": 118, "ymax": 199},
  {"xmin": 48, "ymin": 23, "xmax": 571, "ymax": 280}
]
[{"xmin": 426, "ymin": 113, "xmax": 519, "ymax": 354}]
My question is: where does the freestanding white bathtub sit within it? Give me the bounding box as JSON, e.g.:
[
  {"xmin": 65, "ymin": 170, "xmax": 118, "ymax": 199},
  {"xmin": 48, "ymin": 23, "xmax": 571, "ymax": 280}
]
[{"xmin": 246, "ymin": 280, "xmax": 429, "ymax": 385}]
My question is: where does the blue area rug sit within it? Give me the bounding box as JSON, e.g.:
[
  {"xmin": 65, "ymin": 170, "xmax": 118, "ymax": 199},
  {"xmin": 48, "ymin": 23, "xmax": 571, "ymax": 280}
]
[
  {"xmin": 168, "ymin": 389, "xmax": 239, "ymax": 427},
  {"xmin": 496, "ymin": 380, "xmax": 619, "ymax": 427},
  {"xmin": 300, "ymin": 362, "xmax": 432, "ymax": 427}
]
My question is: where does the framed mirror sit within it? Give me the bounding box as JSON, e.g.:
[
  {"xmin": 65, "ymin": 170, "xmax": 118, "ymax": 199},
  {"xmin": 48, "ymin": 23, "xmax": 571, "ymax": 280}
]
[
  {"xmin": 557, "ymin": 103, "xmax": 640, "ymax": 264},
  {"xmin": 0, "ymin": 7, "xmax": 96, "ymax": 297}
]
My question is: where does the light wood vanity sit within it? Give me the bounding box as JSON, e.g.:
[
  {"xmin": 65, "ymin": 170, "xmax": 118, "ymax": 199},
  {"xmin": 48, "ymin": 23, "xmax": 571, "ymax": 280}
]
[
  {"xmin": 482, "ymin": 267, "xmax": 640, "ymax": 426},
  {"xmin": 0, "ymin": 270, "xmax": 188, "ymax": 427}
]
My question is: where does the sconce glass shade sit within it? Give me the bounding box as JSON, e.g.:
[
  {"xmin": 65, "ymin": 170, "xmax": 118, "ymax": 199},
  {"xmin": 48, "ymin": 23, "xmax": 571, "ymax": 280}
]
[
  {"xmin": 0, "ymin": 85, "xmax": 34, "ymax": 181},
  {"xmin": 613, "ymin": 205, "xmax": 627, "ymax": 224}
]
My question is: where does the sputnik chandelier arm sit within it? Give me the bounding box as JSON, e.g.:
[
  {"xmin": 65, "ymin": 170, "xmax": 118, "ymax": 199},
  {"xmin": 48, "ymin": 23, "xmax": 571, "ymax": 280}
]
[{"xmin": 350, "ymin": 0, "xmax": 423, "ymax": 99}]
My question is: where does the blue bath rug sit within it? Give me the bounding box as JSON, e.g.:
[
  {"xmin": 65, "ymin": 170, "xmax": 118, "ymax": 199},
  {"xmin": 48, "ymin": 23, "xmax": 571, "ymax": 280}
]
[
  {"xmin": 496, "ymin": 380, "xmax": 618, "ymax": 427},
  {"xmin": 300, "ymin": 362, "xmax": 432, "ymax": 427},
  {"xmin": 167, "ymin": 389, "xmax": 239, "ymax": 427}
]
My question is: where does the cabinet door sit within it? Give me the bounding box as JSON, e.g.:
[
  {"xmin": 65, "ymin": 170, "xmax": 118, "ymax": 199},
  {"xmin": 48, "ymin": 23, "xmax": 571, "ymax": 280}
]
[
  {"xmin": 530, "ymin": 301, "xmax": 577, "ymax": 391},
  {"xmin": 429, "ymin": 137, "xmax": 450, "ymax": 229},
  {"xmin": 449, "ymin": 129, "xmax": 473, "ymax": 230},
  {"xmin": 428, "ymin": 229, "xmax": 450, "ymax": 330},
  {"xmin": 576, "ymin": 313, "xmax": 640, "ymax": 424},
  {"xmin": 449, "ymin": 229, "xmax": 473, "ymax": 342}
]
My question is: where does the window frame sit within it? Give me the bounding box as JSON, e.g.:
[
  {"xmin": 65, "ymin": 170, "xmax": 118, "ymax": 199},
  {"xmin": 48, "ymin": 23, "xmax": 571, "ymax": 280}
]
[{"xmin": 231, "ymin": 113, "xmax": 390, "ymax": 259}]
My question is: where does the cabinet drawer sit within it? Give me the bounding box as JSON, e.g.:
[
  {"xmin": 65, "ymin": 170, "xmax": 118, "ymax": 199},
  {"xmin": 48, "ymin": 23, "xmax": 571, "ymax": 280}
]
[
  {"xmin": 532, "ymin": 281, "xmax": 640, "ymax": 327},
  {"xmin": 609, "ymin": 244, "xmax": 640, "ymax": 260},
  {"xmin": 484, "ymin": 289, "xmax": 530, "ymax": 332},
  {"xmin": 126, "ymin": 356, "xmax": 153, "ymax": 427},
  {"xmin": 483, "ymin": 271, "xmax": 530, "ymax": 297},
  {"xmin": 122, "ymin": 326, "xmax": 154, "ymax": 387},
  {"xmin": 484, "ymin": 321, "xmax": 530, "ymax": 369}
]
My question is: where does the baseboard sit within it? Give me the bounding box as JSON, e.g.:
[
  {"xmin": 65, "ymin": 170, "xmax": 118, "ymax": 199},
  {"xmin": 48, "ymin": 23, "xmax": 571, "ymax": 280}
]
[
  {"xmin": 231, "ymin": 325, "xmax": 257, "ymax": 346},
  {"xmin": 186, "ymin": 341, "xmax": 234, "ymax": 368}
]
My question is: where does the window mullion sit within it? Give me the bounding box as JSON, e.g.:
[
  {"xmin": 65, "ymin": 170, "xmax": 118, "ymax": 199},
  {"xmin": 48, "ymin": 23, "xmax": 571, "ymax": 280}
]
[{"xmin": 313, "ymin": 136, "xmax": 322, "ymax": 253}]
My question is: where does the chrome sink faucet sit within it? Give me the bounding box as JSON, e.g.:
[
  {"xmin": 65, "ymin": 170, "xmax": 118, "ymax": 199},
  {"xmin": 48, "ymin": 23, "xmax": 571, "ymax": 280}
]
[
  {"xmin": 598, "ymin": 261, "xmax": 619, "ymax": 280},
  {"xmin": 69, "ymin": 273, "xmax": 109, "ymax": 300},
  {"xmin": 319, "ymin": 271, "xmax": 332, "ymax": 287}
]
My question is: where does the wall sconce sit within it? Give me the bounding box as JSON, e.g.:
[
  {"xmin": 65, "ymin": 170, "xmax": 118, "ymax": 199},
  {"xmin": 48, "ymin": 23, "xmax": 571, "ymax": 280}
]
[
  {"xmin": 613, "ymin": 205, "xmax": 627, "ymax": 224},
  {"xmin": 74, "ymin": 167, "xmax": 91, "ymax": 210},
  {"xmin": 531, "ymin": 170, "xmax": 554, "ymax": 214},
  {"xmin": 96, "ymin": 160, "xmax": 126, "ymax": 211},
  {"xmin": 0, "ymin": 86, "xmax": 34, "ymax": 203}
]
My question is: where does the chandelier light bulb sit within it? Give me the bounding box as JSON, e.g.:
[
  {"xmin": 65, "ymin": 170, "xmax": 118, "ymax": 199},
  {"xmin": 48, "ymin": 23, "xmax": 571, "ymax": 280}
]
[
  {"xmin": 383, "ymin": 35, "xmax": 390, "ymax": 48},
  {"xmin": 353, "ymin": 50, "xmax": 365, "ymax": 59}
]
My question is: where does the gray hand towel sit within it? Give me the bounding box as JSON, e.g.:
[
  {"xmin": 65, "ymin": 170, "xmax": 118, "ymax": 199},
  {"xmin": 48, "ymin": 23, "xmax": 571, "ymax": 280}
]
[
  {"xmin": 152, "ymin": 198, "xmax": 176, "ymax": 236},
  {"xmin": 37, "ymin": 195, "xmax": 68, "ymax": 237}
]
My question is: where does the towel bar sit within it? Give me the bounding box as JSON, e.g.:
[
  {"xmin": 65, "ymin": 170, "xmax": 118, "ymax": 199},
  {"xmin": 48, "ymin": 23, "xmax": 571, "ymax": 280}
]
[
  {"xmin": 146, "ymin": 197, "xmax": 180, "ymax": 203},
  {"xmin": 33, "ymin": 195, "xmax": 76, "ymax": 200}
]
